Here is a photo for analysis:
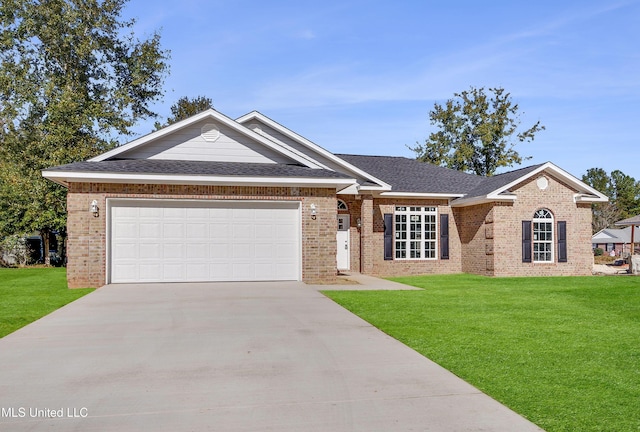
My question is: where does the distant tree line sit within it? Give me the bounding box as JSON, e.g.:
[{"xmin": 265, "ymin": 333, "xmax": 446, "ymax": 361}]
[{"xmin": 582, "ymin": 168, "xmax": 640, "ymax": 233}]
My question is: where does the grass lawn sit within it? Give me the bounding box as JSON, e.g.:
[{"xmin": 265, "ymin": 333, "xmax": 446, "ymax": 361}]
[
  {"xmin": 0, "ymin": 267, "xmax": 94, "ymax": 338},
  {"xmin": 323, "ymin": 274, "xmax": 640, "ymax": 432}
]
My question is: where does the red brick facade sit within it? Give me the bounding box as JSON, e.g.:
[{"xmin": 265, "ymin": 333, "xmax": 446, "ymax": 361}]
[
  {"xmin": 65, "ymin": 172, "xmax": 593, "ymax": 288},
  {"xmin": 66, "ymin": 183, "xmax": 337, "ymax": 288},
  {"xmin": 336, "ymin": 173, "xmax": 593, "ymax": 279}
]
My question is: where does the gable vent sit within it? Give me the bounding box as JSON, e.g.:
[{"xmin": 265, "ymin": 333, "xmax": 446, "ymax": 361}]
[
  {"xmin": 201, "ymin": 124, "xmax": 220, "ymax": 142},
  {"xmin": 249, "ymin": 123, "xmax": 262, "ymax": 134}
]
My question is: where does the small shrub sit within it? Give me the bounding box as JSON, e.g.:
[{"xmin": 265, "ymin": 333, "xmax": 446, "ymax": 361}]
[{"xmin": 593, "ymin": 248, "xmax": 604, "ymax": 256}]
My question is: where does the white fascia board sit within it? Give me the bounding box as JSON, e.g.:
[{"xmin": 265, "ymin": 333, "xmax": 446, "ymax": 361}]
[
  {"xmin": 91, "ymin": 109, "xmax": 321, "ymax": 169},
  {"xmin": 236, "ymin": 111, "xmax": 393, "ymax": 190},
  {"xmin": 379, "ymin": 192, "xmax": 465, "ymax": 199},
  {"xmin": 574, "ymin": 193, "xmax": 609, "ymax": 203},
  {"xmin": 42, "ymin": 170, "xmax": 357, "ymax": 189},
  {"xmin": 450, "ymin": 195, "xmax": 517, "ymax": 208}
]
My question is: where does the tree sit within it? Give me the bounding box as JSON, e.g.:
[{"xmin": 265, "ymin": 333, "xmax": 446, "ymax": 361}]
[
  {"xmin": 154, "ymin": 96, "xmax": 213, "ymax": 130},
  {"xmin": 0, "ymin": 0, "xmax": 169, "ymax": 264},
  {"xmin": 582, "ymin": 168, "xmax": 640, "ymax": 232},
  {"xmin": 410, "ymin": 86, "xmax": 545, "ymax": 176}
]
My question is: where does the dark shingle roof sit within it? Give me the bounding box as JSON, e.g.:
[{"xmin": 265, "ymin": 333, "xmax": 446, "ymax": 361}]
[
  {"xmin": 46, "ymin": 159, "xmax": 353, "ymax": 179},
  {"xmin": 336, "ymin": 154, "xmax": 483, "ymax": 194}
]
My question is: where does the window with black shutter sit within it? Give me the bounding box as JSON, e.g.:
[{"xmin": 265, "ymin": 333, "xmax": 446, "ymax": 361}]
[
  {"xmin": 384, "ymin": 213, "xmax": 393, "ymax": 260},
  {"xmin": 557, "ymin": 221, "xmax": 567, "ymax": 263},
  {"xmin": 522, "ymin": 220, "xmax": 532, "ymax": 263},
  {"xmin": 440, "ymin": 213, "xmax": 449, "ymax": 260}
]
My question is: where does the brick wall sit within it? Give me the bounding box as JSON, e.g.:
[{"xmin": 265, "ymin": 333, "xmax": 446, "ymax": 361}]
[
  {"xmin": 454, "ymin": 173, "xmax": 593, "ymax": 277},
  {"xmin": 66, "ymin": 183, "xmax": 337, "ymax": 288},
  {"xmin": 455, "ymin": 203, "xmax": 495, "ymax": 276},
  {"xmin": 491, "ymin": 174, "xmax": 593, "ymax": 276}
]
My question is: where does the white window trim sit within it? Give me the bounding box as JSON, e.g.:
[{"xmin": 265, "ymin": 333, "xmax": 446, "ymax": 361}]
[
  {"xmin": 394, "ymin": 206, "xmax": 438, "ymax": 260},
  {"xmin": 533, "ymin": 209, "xmax": 554, "ymax": 263}
]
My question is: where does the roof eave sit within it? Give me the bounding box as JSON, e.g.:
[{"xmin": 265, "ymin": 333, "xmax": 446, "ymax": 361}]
[
  {"xmin": 574, "ymin": 194, "xmax": 609, "ymax": 203},
  {"xmin": 42, "ymin": 170, "xmax": 357, "ymax": 190},
  {"xmin": 378, "ymin": 192, "xmax": 466, "ymax": 199},
  {"xmin": 450, "ymin": 194, "xmax": 517, "ymax": 208}
]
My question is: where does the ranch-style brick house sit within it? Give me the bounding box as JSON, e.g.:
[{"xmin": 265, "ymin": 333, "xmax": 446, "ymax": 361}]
[{"xmin": 42, "ymin": 109, "xmax": 608, "ymax": 288}]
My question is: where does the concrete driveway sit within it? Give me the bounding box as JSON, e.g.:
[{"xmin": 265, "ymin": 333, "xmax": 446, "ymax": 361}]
[{"xmin": 0, "ymin": 281, "xmax": 543, "ymax": 431}]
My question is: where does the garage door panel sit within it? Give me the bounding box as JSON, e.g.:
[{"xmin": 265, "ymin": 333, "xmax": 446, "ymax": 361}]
[
  {"xmin": 139, "ymin": 264, "xmax": 162, "ymax": 280},
  {"xmin": 163, "ymin": 263, "xmax": 185, "ymax": 280},
  {"xmin": 187, "ymin": 242, "xmax": 208, "ymax": 258},
  {"xmin": 232, "ymin": 243, "xmax": 254, "ymax": 258},
  {"xmin": 139, "ymin": 223, "xmax": 161, "ymax": 238},
  {"xmin": 113, "ymin": 243, "xmax": 137, "ymax": 259},
  {"xmin": 163, "ymin": 223, "xmax": 184, "ymax": 238},
  {"xmin": 139, "ymin": 207, "xmax": 162, "ymax": 218},
  {"xmin": 163, "ymin": 243, "xmax": 184, "ymax": 259},
  {"xmin": 110, "ymin": 201, "xmax": 300, "ymax": 283},
  {"xmin": 210, "ymin": 243, "xmax": 230, "ymax": 259},
  {"xmin": 186, "ymin": 264, "xmax": 208, "ymax": 281},
  {"xmin": 187, "ymin": 223, "xmax": 207, "ymax": 239},
  {"xmin": 139, "ymin": 244, "xmax": 161, "ymax": 259}
]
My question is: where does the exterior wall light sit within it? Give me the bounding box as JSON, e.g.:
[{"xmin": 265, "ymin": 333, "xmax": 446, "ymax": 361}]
[
  {"xmin": 90, "ymin": 200, "xmax": 99, "ymax": 217},
  {"xmin": 310, "ymin": 204, "xmax": 317, "ymax": 220},
  {"xmin": 357, "ymin": 218, "xmax": 362, "ymax": 228}
]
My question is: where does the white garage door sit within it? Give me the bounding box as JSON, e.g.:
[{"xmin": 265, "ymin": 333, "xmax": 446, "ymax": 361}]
[{"xmin": 109, "ymin": 200, "xmax": 300, "ymax": 283}]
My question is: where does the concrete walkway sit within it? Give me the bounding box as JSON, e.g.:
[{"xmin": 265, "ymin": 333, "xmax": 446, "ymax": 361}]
[{"xmin": 0, "ymin": 280, "xmax": 543, "ymax": 431}]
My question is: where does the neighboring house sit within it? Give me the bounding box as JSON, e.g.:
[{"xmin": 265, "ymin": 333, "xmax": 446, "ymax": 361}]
[
  {"xmin": 592, "ymin": 226, "xmax": 640, "ymax": 256},
  {"xmin": 42, "ymin": 109, "xmax": 608, "ymax": 288}
]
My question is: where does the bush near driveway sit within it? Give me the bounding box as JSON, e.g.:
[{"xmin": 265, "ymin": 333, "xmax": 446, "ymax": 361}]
[
  {"xmin": 323, "ymin": 274, "xmax": 640, "ymax": 432},
  {"xmin": 0, "ymin": 268, "xmax": 93, "ymax": 338}
]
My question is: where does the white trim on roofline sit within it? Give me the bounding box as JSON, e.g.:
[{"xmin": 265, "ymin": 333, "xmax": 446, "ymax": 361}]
[
  {"xmin": 42, "ymin": 170, "xmax": 357, "ymax": 191},
  {"xmin": 487, "ymin": 162, "xmax": 608, "ymax": 202},
  {"xmin": 236, "ymin": 111, "xmax": 392, "ymax": 191},
  {"xmin": 378, "ymin": 192, "xmax": 466, "ymax": 199},
  {"xmin": 451, "ymin": 162, "xmax": 608, "ymax": 208},
  {"xmin": 450, "ymin": 195, "xmax": 517, "ymax": 208},
  {"xmin": 90, "ymin": 109, "xmax": 325, "ymax": 169}
]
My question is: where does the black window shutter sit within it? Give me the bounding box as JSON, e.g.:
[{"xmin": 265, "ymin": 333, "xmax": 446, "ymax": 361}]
[
  {"xmin": 557, "ymin": 221, "xmax": 567, "ymax": 263},
  {"xmin": 522, "ymin": 220, "xmax": 532, "ymax": 263},
  {"xmin": 384, "ymin": 213, "xmax": 393, "ymax": 260},
  {"xmin": 440, "ymin": 213, "xmax": 450, "ymax": 260}
]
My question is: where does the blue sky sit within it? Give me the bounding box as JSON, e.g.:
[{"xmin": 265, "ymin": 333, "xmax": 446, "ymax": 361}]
[{"xmin": 123, "ymin": 0, "xmax": 639, "ymax": 178}]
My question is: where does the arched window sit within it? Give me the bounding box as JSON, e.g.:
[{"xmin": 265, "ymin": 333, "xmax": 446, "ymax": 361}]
[
  {"xmin": 337, "ymin": 199, "xmax": 348, "ymax": 211},
  {"xmin": 533, "ymin": 209, "xmax": 554, "ymax": 262}
]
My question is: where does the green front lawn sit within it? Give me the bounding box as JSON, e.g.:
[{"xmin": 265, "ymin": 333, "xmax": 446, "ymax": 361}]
[
  {"xmin": 0, "ymin": 268, "xmax": 94, "ymax": 338},
  {"xmin": 323, "ymin": 274, "xmax": 640, "ymax": 432}
]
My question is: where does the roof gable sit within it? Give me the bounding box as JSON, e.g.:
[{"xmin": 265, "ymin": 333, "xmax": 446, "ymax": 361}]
[
  {"xmin": 451, "ymin": 162, "xmax": 609, "ymax": 207},
  {"xmin": 236, "ymin": 111, "xmax": 392, "ymax": 191},
  {"xmin": 91, "ymin": 109, "xmax": 324, "ymax": 169}
]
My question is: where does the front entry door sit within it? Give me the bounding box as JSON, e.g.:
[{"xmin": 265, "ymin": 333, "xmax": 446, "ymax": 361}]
[{"xmin": 336, "ymin": 215, "xmax": 350, "ymax": 270}]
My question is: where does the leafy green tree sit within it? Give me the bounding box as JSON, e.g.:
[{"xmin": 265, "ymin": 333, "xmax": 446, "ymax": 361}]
[
  {"xmin": 0, "ymin": 0, "xmax": 169, "ymax": 264},
  {"xmin": 582, "ymin": 168, "xmax": 640, "ymax": 232},
  {"xmin": 155, "ymin": 96, "xmax": 214, "ymax": 130},
  {"xmin": 411, "ymin": 86, "xmax": 545, "ymax": 176},
  {"xmin": 610, "ymin": 170, "xmax": 640, "ymax": 219}
]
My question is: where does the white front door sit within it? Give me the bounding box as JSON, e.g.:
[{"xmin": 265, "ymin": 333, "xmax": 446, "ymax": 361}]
[{"xmin": 336, "ymin": 215, "xmax": 350, "ymax": 270}]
